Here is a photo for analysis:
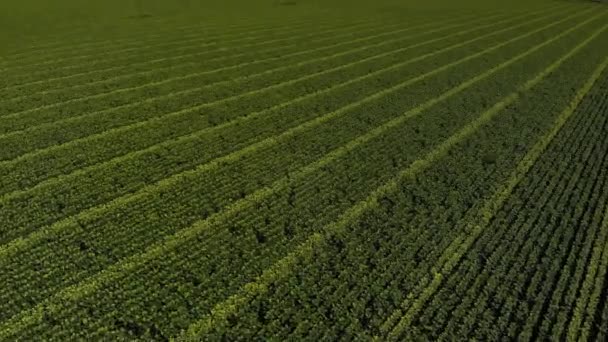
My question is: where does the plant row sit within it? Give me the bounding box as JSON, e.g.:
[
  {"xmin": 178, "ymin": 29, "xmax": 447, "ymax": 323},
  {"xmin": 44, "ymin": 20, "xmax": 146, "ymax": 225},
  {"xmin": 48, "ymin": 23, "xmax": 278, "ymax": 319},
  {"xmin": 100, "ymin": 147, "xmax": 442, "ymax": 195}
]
[
  {"xmin": 385, "ymin": 32, "xmax": 608, "ymax": 341},
  {"xmin": 0, "ymin": 10, "xmax": 598, "ymax": 339},
  {"xmin": 0, "ymin": 7, "xmax": 578, "ymax": 241},
  {"xmin": 194, "ymin": 19, "xmax": 608, "ymax": 341},
  {"xmin": 0, "ymin": 16, "xmax": 431, "ymax": 126},
  {"xmin": 0, "ymin": 18, "xmax": 392, "ymax": 110},
  {"xmin": 0, "ymin": 15, "xmax": 372, "ymax": 87}
]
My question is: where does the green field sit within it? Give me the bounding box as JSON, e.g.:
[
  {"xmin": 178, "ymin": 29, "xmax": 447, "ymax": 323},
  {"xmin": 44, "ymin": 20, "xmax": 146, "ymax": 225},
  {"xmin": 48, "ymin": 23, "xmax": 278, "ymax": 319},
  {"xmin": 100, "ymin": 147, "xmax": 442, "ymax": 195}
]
[{"xmin": 1, "ymin": 0, "xmax": 608, "ymax": 340}]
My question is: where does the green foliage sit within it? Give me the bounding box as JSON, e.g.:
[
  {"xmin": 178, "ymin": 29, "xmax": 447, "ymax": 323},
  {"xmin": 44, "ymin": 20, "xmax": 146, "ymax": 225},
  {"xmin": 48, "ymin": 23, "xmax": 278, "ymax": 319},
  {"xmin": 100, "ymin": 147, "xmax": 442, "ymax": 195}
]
[
  {"xmin": 277, "ymin": 0, "xmax": 298, "ymax": 5},
  {"xmin": 0, "ymin": 0, "xmax": 608, "ymax": 340}
]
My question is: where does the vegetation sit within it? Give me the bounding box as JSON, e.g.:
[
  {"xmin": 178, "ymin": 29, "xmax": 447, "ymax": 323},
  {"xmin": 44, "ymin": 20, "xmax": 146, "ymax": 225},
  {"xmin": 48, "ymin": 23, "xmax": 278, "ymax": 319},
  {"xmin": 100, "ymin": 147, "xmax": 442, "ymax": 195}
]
[{"xmin": 0, "ymin": 0, "xmax": 607, "ymax": 340}]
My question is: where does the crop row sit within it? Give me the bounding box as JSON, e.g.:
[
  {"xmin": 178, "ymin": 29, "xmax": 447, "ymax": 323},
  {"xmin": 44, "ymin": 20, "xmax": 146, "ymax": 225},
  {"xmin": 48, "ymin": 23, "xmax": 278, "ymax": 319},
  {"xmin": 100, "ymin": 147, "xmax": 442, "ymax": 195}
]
[
  {"xmin": 0, "ymin": 6, "xmax": 582, "ymax": 246},
  {"xmin": 0, "ymin": 12, "xmax": 510, "ymax": 144},
  {"xmin": 428, "ymin": 62, "xmax": 608, "ymax": 340},
  {"xmin": 0, "ymin": 11, "xmax": 509, "ymax": 124},
  {"xmin": 1, "ymin": 9, "xmax": 426, "ymax": 67},
  {"xmin": 0, "ymin": 17, "xmax": 421, "ymax": 118},
  {"xmin": 407, "ymin": 59, "xmax": 608, "ymax": 341},
  {"xmin": 3, "ymin": 6, "xmax": 584, "ymax": 243},
  {"xmin": 0, "ymin": 10, "xmax": 545, "ymax": 182},
  {"xmin": 588, "ymin": 211, "xmax": 608, "ymax": 341},
  {"xmin": 0, "ymin": 8, "xmax": 604, "ymax": 340},
  {"xmin": 381, "ymin": 19, "xmax": 608, "ymax": 340},
  {"xmin": 0, "ymin": 15, "xmax": 294, "ymax": 66},
  {"xmin": 174, "ymin": 15, "xmax": 608, "ymax": 341},
  {"xmin": 516, "ymin": 70, "xmax": 608, "ymax": 342},
  {"xmin": 3, "ymin": 10, "xmax": 492, "ymax": 92},
  {"xmin": 0, "ymin": 17, "xmax": 396, "ymax": 102},
  {"xmin": 1, "ymin": 16, "xmax": 195, "ymax": 61},
  {"xmin": 0, "ymin": 10, "xmax": 567, "ymax": 323},
  {"xmin": 1, "ymin": 19, "xmax": 214, "ymax": 65},
  {"xmin": 1, "ymin": 12, "xmax": 393, "ymax": 76},
  {"xmin": 566, "ymin": 75, "xmax": 608, "ymax": 341},
  {"xmin": 0, "ymin": 16, "xmax": 338, "ymax": 79},
  {"xmin": 0, "ymin": 4, "xmax": 592, "ymax": 268},
  {"xmin": 0, "ymin": 17, "xmax": 356, "ymax": 95}
]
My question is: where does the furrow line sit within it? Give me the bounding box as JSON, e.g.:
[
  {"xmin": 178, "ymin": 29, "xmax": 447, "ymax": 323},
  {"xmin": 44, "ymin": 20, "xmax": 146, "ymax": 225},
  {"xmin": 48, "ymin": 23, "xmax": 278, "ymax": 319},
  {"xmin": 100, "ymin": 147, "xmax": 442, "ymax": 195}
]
[
  {"xmin": 0, "ymin": 16, "xmax": 378, "ymax": 81},
  {"xmin": 510, "ymin": 98, "xmax": 608, "ymax": 341},
  {"xmin": 0, "ymin": 12, "xmax": 487, "ymax": 120},
  {"xmin": 0, "ymin": 11, "xmax": 571, "ymax": 250},
  {"xmin": 519, "ymin": 146, "xmax": 608, "ymax": 341},
  {"xmin": 457, "ymin": 110, "xmax": 608, "ymax": 341},
  {"xmin": 379, "ymin": 21, "xmax": 608, "ymax": 335},
  {"xmin": 542, "ymin": 108, "xmax": 608, "ymax": 340},
  {"xmin": 0, "ymin": 11, "xmax": 576, "ymax": 248},
  {"xmin": 578, "ymin": 216, "xmax": 608, "ymax": 340}
]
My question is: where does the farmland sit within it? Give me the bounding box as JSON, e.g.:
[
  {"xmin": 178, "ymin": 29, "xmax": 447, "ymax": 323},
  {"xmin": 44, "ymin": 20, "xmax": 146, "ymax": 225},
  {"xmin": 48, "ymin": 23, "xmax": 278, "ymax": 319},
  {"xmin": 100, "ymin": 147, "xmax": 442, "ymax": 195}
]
[{"xmin": 1, "ymin": 0, "xmax": 608, "ymax": 340}]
